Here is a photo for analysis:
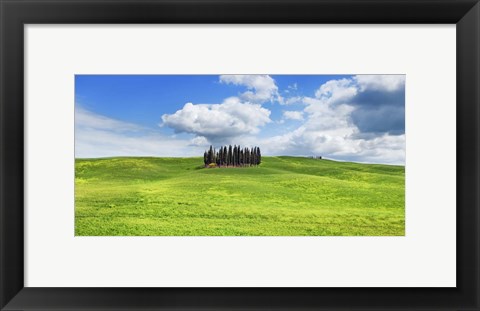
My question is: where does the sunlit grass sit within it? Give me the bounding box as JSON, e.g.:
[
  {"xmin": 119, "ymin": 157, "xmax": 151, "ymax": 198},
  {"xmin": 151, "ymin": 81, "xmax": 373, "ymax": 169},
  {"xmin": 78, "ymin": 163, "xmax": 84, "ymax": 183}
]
[{"xmin": 75, "ymin": 156, "xmax": 405, "ymax": 236}]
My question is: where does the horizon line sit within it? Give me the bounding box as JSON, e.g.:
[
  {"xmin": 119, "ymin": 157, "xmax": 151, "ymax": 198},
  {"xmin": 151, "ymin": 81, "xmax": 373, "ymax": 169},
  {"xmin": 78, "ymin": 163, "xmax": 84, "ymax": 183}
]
[{"xmin": 74, "ymin": 155, "xmax": 405, "ymax": 166}]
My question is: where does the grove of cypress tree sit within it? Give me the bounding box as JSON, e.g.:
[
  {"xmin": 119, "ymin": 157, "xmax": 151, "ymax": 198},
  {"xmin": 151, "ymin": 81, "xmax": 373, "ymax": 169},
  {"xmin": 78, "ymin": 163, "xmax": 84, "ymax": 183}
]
[{"xmin": 203, "ymin": 145, "xmax": 261, "ymax": 167}]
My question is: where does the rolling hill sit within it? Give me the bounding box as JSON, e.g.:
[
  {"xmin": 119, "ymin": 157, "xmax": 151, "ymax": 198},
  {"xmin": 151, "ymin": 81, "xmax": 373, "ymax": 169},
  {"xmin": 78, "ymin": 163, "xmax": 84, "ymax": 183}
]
[{"xmin": 75, "ymin": 156, "xmax": 405, "ymax": 236}]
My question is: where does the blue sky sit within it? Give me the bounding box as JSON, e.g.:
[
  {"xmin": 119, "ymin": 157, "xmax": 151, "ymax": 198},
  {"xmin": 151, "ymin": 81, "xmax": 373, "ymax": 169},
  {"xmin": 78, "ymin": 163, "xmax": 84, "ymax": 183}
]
[{"xmin": 75, "ymin": 74, "xmax": 405, "ymax": 164}]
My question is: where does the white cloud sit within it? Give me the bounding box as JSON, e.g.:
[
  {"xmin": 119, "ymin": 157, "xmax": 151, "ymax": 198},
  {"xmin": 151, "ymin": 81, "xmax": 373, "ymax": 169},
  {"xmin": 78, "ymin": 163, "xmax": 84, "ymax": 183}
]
[
  {"xmin": 189, "ymin": 136, "xmax": 209, "ymax": 147},
  {"xmin": 220, "ymin": 74, "xmax": 281, "ymax": 103},
  {"xmin": 254, "ymin": 76, "xmax": 406, "ymax": 164},
  {"xmin": 75, "ymin": 106, "xmax": 142, "ymax": 132},
  {"xmin": 354, "ymin": 75, "xmax": 405, "ymax": 92},
  {"xmin": 283, "ymin": 110, "xmax": 304, "ymax": 121},
  {"xmin": 284, "ymin": 83, "xmax": 298, "ymax": 94},
  {"xmin": 282, "ymin": 96, "xmax": 303, "ymax": 105},
  {"xmin": 161, "ymin": 97, "xmax": 271, "ymax": 142},
  {"xmin": 259, "ymin": 127, "xmax": 405, "ymax": 165},
  {"xmin": 314, "ymin": 78, "xmax": 358, "ymax": 106},
  {"xmin": 75, "ymin": 128, "xmax": 197, "ymax": 158},
  {"xmin": 353, "ymin": 134, "xmax": 406, "ymax": 164},
  {"xmin": 288, "ymin": 83, "xmax": 298, "ymax": 91},
  {"xmin": 75, "ymin": 106, "xmax": 200, "ymax": 158}
]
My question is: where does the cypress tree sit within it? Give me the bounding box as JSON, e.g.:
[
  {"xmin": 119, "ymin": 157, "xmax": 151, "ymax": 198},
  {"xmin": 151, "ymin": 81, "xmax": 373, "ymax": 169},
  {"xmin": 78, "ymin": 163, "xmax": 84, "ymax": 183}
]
[
  {"xmin": 237, "ymin": 145, "xmax": 241, "ymax": 166},
  {"xmin": 257, "ymin": 147, "xmax": 261, "ymax": 165},
  {"xmin": 218, "ymin": 148, "xmax": 223, "ymax": 167},
  {"xmin": 222, "ymin": 146, "xmax": 226, "ymax": 166},
  {"xmin": 233, "ymin": 145, "xmax": 236, "ymax": 166},
  {"xmin": 223, "ymin": 146, "xmax": 227, "ymax": 165},
  {"xmin": 252, "ymin": 147, "xmax": 255, "ymax": 165},
  {"xmin": 233, "ymin": 145, "xmax": 237, "ymax": 167},
  {"xmin": 236, "ymin": 145, "xmax": 240, "ymax": 166},
  {"xmin": 208, "ymin": 145, "xmax": 213, "ymax": 164}
]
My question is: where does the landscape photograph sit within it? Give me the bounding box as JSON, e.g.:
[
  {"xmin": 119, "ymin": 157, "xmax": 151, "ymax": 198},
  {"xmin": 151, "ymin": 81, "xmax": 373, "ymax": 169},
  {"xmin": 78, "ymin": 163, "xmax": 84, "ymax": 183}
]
[{"xmin": 75, "ymin": 74, "xmax": 405, "ymax": 236}]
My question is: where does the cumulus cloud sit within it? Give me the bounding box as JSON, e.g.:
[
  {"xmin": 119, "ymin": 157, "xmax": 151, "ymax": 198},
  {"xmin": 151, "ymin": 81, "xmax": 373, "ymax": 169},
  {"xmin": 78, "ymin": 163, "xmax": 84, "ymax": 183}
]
[
  {"xmin": 350, "ymin": 95, "xmax": 405, "ymax": 134},
  {"xmin": 258, "ymin": 123, "xmax": 405, "ymax": 165},
  {"xmin": 189, "ymin": 136, "xmax": 209, "ymax": 147},
  {"xmin": 314, "ymin": 78, "xmax": 358, "ymax": 105},
  {"xmin": 350, "ymin": 75, "xmax": 405, "ymax": 134},
  {"xmin": 282, "ymin": 96, "xmax": 303, "ymax": 105},
  {"xmin": 156, "ymin": 74, "xmax": 405, "ymax": 164},
  {"xmin": 283, "ymin": 110, "xmax": 304, "ymax": 121},
  {"xmin": 255, "ymin": 75, "xmax": 406, "ymax": 164},
  {"xmin": 301, "ymin": 75, "xmax": 406, "ymax": 135},
  {"xmin": 220, "ymin": 75, "xmax": 281, "ymax": 103},
  {"xmin": 161, "ymin": 97, "xmax": 271, "ymax": 143},
  {"xmin": 355, "ymin": 74, "xmax": 405, "ymax": 92},
  {"xmin": 284, "ymin": 83, "xmax": 298, "ymax": 94}
]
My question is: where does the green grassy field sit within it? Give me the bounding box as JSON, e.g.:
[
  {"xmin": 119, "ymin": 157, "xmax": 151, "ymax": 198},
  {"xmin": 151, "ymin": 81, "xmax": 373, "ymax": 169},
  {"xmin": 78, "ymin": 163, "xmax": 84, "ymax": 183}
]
[{"xmin": 75, "ymin": 156, "xmax": 405, "ymax": 236}]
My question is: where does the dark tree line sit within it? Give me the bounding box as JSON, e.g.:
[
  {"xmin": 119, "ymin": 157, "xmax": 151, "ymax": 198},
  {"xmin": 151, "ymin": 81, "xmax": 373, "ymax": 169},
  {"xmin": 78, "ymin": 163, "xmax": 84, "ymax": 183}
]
[{"xmin": 203, "ymin": 145, "xmax": 261, "ymax": 167}]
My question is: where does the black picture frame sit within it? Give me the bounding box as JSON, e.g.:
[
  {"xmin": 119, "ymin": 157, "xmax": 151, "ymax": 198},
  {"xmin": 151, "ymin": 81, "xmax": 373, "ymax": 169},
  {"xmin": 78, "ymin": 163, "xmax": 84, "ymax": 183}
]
[{"xmin": 1, "ymin": 0, "xmax": 479, "ymax": 310}]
